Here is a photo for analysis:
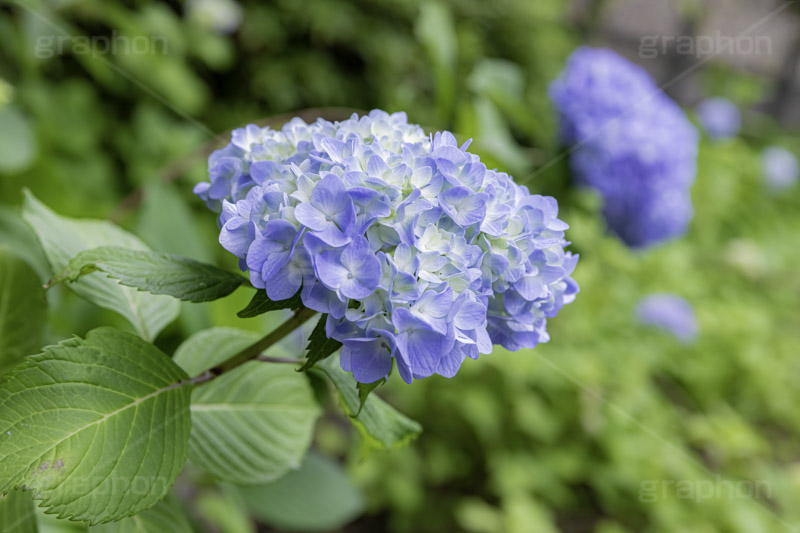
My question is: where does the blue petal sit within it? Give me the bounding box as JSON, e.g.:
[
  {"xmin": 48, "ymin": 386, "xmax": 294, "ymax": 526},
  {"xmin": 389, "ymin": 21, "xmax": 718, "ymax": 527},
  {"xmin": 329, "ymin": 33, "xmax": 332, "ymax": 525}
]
[
  {"xmin": 246, "ymin": 219, "xmax": 299, "ymax": 278},
  {"xmin": 250, "ymin": 160, "xmax": 281, "ymax": 185},
  {"xmin": 301, "ymin": 232, "xmax": 331, "ymax": 256},
  {"xmin": 301, "ymin": 281, "xmax": 347, "ymax": 319},
  {"xmin": 398, "ymin": 327, "xmax": 450, "ymax": 378},
  {"xmin": 367, "ymin": 154, "xmax": 390, "ymax": 176},
  {"xmin": 514, "ymin": 274, "xmax": 548, "ymax": 301},
  {"xmin": 436, "ymin": 344, "xmax": 467, "ymax": 378},
  {"xmin": 340, "ymin": 237, "xmax": 381, "ymax": 290},
  {"xmin": 342, "ymin": 338, "xmax": 393, "ymax": 383},
  {"xmin": 432, "ymin": 145, "xmax": 467, "ymax": 165},
  {"xmin": 439, "ymin": 186, "xmax": 488, "ymax": 226},
  {"xmin": 296, "ymin": 175, "xmax": 356, "ymax": 246},
  {"xmin": 315, "ymin": 249, "xmax": 350, "ymax": 291},
  {"xmin": 313, "ymin": 223, "xmax": 353, "ymax": 247},
  {"xmin": 219, "ymin": 216, "xmax": 251, "ymax": 258},
  {"xmin": 453, "ymin": 300, "xmax": 486, "ymax": 331},
  {"xmin": 294, "ymin": 202, "xmax": 329, "ymax": 232},
  {"xmin": 320, "ymin": 137, "xmax": 347, "ymax": 163},
  {"xmin": 311, "ymin": 174, "xmax": 350, "ymax": 215},
  {"xmin": 267, "ymin": 247, "xmax": 310, "ymax": 301}
]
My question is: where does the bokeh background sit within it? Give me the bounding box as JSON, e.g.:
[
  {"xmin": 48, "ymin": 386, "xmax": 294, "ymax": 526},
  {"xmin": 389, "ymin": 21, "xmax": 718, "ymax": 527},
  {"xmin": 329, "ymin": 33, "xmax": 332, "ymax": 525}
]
[{"xmin": 1, "ymin": 0, "xmax": 799, "ymax": 532}]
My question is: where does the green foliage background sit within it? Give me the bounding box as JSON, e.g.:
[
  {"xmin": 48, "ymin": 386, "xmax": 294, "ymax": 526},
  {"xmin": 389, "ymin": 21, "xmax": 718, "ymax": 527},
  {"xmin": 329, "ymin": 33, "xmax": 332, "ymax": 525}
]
[{"xmin": 1, "ymin": 0, "xmax": 799, "ymax": 531}]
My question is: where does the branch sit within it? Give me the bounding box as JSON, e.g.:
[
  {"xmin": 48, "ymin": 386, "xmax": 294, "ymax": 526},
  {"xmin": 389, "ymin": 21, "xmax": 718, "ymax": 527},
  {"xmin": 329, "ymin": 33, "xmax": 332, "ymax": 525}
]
[{"xmin": 209, "ymin": 306, "xmax": 317, "ymax": 375}]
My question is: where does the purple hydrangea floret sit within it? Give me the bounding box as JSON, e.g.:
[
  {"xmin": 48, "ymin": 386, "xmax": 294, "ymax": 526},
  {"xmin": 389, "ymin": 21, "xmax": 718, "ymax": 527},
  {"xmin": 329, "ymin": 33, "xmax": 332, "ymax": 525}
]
[
  {"xmin": 195, "ymin": 110, "xmax": 579, "ymax": 384},
  {"xmin": 549, "ymin": 47, "xmax": 699, "ymax": 248},
  {"xmin": 635, "ymin": 294, "xmax": 697, "ymax": 343}
]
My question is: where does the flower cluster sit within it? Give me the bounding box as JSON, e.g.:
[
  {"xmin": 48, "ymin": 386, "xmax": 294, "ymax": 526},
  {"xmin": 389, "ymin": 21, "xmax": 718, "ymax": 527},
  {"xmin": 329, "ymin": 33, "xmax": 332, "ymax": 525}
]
[
  {"xmin": 635, "ymin": 294, "xmax": 697, "ymax": 343},
  {"xmin": 195, "ymin": 110, "xmax": 579, "ymax": 383},
  {"xmin": 549, "ymin": 47, "xmax": 699, "ymax": 248}
]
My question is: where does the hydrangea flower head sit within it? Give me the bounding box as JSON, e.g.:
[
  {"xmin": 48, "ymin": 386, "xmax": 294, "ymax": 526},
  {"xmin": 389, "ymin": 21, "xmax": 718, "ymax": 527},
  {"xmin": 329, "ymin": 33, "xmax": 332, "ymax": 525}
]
[
  {"xmin": 635, "ymin": 294, "xmax": 697, "ymax": 343},
  {"xmin": 695, "ymin": 97, "xmax": 741, "ymax": 140},
  {"xmin": 761, "ymin": 146, "xmax": 799, "ymax": 191},
  {"xmin": 195, "ymin": 110, "xmax": 579, "ymax": 383},
  {"xmin": 549, "ymin": 47, "xmax": 699, "ymax": 248}
]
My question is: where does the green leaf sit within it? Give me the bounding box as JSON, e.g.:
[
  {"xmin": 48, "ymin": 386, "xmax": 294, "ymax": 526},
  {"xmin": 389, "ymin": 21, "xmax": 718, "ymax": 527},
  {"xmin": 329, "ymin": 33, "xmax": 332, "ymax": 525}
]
[
  {"xmin": 356, "ymin": 378, "xmax": 386, "ymax": 416},
  {"xmin": 189, "ymin": 354, "xmax": 319, "ymax": 485},
  {"xmin": 173, "ymin": 327, "xmax": 261, "ymax": 378},
  {"xmin": 0, "ymin": 328, "xmax": 193, "ymax": 524},
  {"xmin": 35, "ymin": 505, "xmax": 88, "ymax": 533},
  {"xmin": 238, "ymin": 452, "xmax": 364, "ymax": 532},
  {"xmin": 415, "ymin": 2, "xmax": 457, "ymax": 123},
  {"xmin": 89, "ymin": 494, "xmax": 192, "ymax": 533},
  {"xmin": 415, "ymin": 3, "xmax": 456, "ymax": 69},
  {"xmin": 135, "ymin": 181, "xmax": 216, "ymax": 334},
  {"xmin": 0, "ymin": 105, "xmax": 36, "ymax": 173},
  {"xmin": 51, "ymin": 246, "xmax": 245, "ymax": 303},
  {"xmin": 472, "ymin": 97, "xmax": 530, "ymax": 173},
  {"xmin": 0, "ymin": 247, "xmax": 47, "ymax": 378},
  {"xmin": 315, "ymin": 355, "xmax": 421, "ymax": 450},
  {"xmin": 0, "ymin": 206, "xmax": 50, "ymax": 281},
  {"xmin": 299, "ymin": 314, "xmax": 341, "ymax": 371},
  {"xmin": 189, "ymin": 361, "xmax": 320, "ymax": 484},
  {"xmin": 176, "ymin": 329, "xmax": 320, "ymax": 484},
  {"xmin": 237, "ymin": 289, "xmax": 303, "ymax": 318},
  {"xmin": 22, "ymin": 192, "xmax": 179, "ymax": 341},
  {"xmin": 194, "ymin": 487, "xmax": 255, "ymax": 533},
  {"xmin": 0, "ymin": 490, "xmax": 37, "ymax": 533}
]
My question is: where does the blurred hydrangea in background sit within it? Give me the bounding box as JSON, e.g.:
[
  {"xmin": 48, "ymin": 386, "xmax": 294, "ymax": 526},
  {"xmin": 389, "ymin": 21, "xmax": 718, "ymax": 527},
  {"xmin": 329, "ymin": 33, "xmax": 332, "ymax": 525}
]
[
  {"xmin": 635, "ymin": 294, "xmax": 698, "ymax": 343},
  {"xmin": 695, "ymin": 97, "xmax": 742, "ymax": 140},
  {"xmin": 549, "ymin": 47, "xmax": 699, "ymax": 249},
  {"xmin": 186, "ymin": 0, "xmax": 243, "ymax": 34},
  {"xmin": 195, "ymin": 110, "xmax": 579, "ymax": 384},
  {"xmin": 761, "ymin": 146, "xmax": 799, "ymax": 191}
]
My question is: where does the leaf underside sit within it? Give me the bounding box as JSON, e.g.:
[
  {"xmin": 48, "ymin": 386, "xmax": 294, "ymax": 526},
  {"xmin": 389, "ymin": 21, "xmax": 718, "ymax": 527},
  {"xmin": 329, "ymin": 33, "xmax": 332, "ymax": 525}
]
[
  {"xmin": 189, "ymin": 361, "xmax": 320, "ymax": 485},
  {"xmin": 174, "ymin": 328, "xmax": 320, "ymax": 485},
  {"xmin": 315, "ymin": 355, "xmax": 421, "ymax": 450}
]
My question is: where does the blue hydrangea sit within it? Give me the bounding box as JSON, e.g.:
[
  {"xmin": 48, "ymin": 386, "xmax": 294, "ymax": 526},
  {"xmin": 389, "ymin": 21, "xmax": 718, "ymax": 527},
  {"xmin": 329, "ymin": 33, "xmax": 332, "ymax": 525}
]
[
  {"xmin": 761, "ymin": 146, "xmax": 798, "ymax": 191},
  {"xmin": 195, "ymin": 110, "xmax": 579, "ymax": 384},
  {"xmin": 695, "ymin": 98, "xmax": 741, "ymax": 140},
  {"xmin": 549, "ymin": 47, "xmax": 699, "ymax": 248},
  {"xmin": 635, "ymin": 294, "xmax": 697, "ymax": 343}
]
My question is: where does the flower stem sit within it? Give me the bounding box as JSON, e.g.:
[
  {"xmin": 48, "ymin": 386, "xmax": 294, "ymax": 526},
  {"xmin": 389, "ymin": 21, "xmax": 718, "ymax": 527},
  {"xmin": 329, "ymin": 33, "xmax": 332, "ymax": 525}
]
[
  {"xmin": 257, "ymin": 355, "xmax": 306, "ymax": 364},
  {"xmin": 210, "ymin": 306, "xmax": 317, "ymax": 375}
]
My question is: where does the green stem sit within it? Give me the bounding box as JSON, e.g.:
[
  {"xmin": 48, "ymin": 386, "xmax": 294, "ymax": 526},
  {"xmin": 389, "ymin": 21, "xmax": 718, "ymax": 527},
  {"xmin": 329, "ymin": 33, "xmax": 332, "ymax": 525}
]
[
  {"xmin": 210, "ymin": 306, "xmax": 317, "ymax": 375},
  {"xmin": 258, "ymin": 355, "xmax": 306, "ymax": 364}
]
